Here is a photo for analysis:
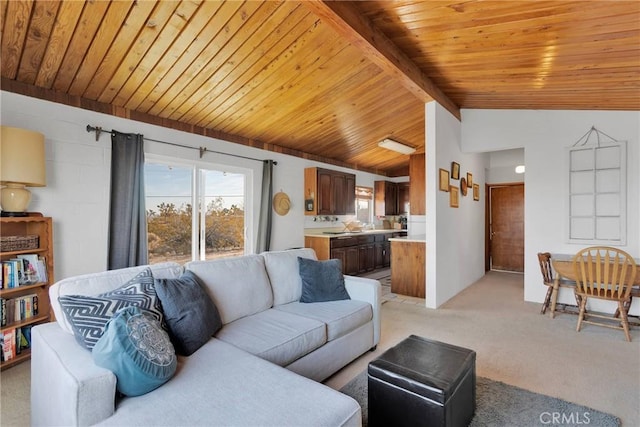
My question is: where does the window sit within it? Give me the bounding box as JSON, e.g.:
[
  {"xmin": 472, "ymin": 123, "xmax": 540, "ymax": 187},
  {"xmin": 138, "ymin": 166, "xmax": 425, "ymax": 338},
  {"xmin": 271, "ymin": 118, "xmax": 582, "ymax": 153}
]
[
  {"xmin": 199, "ymin": 169, "xmax": 245, "ymax": 260},
  {"xmin": 355, "ymin": 186, "xmax": 373, "ymax": 224},
  {"xmin": 145, "ymin": 163, "xmax": 193, "ymax": 264},
  {"xmin": 145, "ymin": 159, "xmax": 250, "ymax": 264},
  {"xmin": 567, "ymin": 142, "xmax": 626, "ymax": 244}
]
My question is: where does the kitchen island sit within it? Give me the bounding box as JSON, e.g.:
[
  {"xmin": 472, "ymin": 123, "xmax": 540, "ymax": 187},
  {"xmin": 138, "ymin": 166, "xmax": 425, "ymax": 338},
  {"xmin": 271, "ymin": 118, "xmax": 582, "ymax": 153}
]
[{"xmin": 388, "ymin": 234, "xmax": 426, "ymax": 298}]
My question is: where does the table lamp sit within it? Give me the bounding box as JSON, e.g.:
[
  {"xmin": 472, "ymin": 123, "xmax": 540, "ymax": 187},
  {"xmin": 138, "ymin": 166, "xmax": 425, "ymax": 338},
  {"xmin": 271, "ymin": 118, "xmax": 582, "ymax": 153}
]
[{"xmin": 0, "ymin": 126, "xmax": 46, "ymax": 217}]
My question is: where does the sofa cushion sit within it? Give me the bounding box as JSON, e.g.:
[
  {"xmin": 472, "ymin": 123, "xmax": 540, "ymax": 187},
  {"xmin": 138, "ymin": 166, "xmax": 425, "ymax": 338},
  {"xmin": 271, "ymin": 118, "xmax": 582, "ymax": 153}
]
[
  {"xmin": 58, "ymin": 268, "xmax": 165, "ymax": 350},
  {"xmin": 96, "ymin": 338, "xmax": 361, "ymax": 427},
  {"xmin": 154, "ymin": 270, "xmax": 222, "ymax": 356},
  {"xmin": 298, "ymin": 257, "xmax": 350, "ymax": 303},
  {"xmin": 50, "ymin": 262, "xmax": 183, "ymax": 335},
  {"xmin": 215, "ymin": 309, "xmax": 326, "ymax": 366},
  {"xmin": 274, "ymin": 300, "xmax": 372, "ymax": 341},
  {"xmin": 185, "ymin": 255, "xmax": 273, "ymax": 325},
  {"xmin": 261, "ymin": 248, "xmax": 317, "ymax": 306},
  {"xmin": 92, "ymin": 307, "xmax": 177, "ymax": 397}
]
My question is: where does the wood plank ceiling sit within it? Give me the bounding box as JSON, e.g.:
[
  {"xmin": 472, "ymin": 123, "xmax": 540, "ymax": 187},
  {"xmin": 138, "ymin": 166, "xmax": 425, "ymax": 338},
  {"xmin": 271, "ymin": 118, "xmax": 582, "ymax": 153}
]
[{"xmin": 1, "ymin": 1, "xmax": 638, "ymax": 176}]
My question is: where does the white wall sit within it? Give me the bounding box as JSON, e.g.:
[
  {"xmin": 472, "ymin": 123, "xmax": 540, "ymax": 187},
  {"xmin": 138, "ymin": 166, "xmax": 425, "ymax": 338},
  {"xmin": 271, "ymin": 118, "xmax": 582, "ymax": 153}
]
[
  {"xmin": 461, "ymin": 109, "xmax": 640, "ymax": 313},
  {"xmin": 1, "ymin": 91, "xmax": 387, "ymax": 280},
  {"xmin": 426, "ymin": 102, "xmax": 488, "ymax": 308},
  {"xmin": 487, "ymin": 148, "xmax": 525, "ymax": 184}
]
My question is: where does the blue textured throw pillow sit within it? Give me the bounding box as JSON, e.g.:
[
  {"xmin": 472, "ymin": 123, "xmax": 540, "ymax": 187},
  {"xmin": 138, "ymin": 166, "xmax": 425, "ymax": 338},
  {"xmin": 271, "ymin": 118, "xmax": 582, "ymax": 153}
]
[
  {"xmin": 154, "ymin": 270, "xmax": 222, "ymax": 356},
  {"xmin": 298, "ymin": 257, "xmax": 351, "ymax": 303},
  {"xmin": 92, "ymin": 306, "xmax": 177, "ymax": 397},
  {"xmin": 58, "ymin": 268, "xmax": 165, "ymax": 350}
]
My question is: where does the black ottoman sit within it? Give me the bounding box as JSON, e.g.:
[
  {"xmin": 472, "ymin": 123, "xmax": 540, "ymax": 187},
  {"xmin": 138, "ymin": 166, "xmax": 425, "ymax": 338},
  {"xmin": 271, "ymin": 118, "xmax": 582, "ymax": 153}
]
[{"xmin": 368, "ymin": 335, "xmax": 476, "ymax": 427}]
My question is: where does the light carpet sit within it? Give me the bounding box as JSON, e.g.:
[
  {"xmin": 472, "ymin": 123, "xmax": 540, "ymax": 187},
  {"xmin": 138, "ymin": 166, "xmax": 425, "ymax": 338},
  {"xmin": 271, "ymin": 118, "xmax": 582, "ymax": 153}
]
[{"xmin": 340, "ymin": 369, "xmax": 620, "ymax": 427}]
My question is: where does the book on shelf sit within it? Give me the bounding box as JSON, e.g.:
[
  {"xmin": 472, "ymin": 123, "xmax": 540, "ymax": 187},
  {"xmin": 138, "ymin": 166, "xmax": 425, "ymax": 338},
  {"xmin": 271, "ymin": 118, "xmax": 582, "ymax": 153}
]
[
  {"xmin": 36, "ymin": 257, "xmax": 48, "ymax": 283},
  {"xmin": 12, "ymin": 259, "xmax": 24, "ymax": 285},
  {"xmin": 17, "ymin": 254, "xmax": 47, "ymax": 284},
  {"xmin": 0, "ymin": 294, "xmax": 39, "ymax": 326},
  {"xmin": 2, "ymin": 261, "xmax": 17, "ymax": 289},
  {"xmin": 20, "ymin": 325, "xmax": 32, "ymax": 350},
  {"xmin": 0, "ymin": 325, "xmax": 34, "ymax": 355},
  {"xmin": 15, "ymin": 326, "xmax": 32, "ymax": 354},
  {"xmin": 13, "ymin": 294, "xmax": 38, "ymax": 322},
  {"xmin": 0, "ymin": 255, "xmax": 48, "ymax": 289},
  {"xmin": 2, "ymin": 328, "xmax": 15, "ymax": 362},
  {"xmin": 15, "ymin": 327, "xmax": 22, "ymax": 355},
  {"xmin": 0, "ymin": 326, "xmax": 34, "ymax": 363}
]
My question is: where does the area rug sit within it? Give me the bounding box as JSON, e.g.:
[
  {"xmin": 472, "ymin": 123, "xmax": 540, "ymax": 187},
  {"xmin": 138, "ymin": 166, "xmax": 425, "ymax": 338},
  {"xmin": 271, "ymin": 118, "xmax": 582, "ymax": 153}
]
[{"xmin": 340, "ymin": 370, "xmax": 620, "ymax": 426}]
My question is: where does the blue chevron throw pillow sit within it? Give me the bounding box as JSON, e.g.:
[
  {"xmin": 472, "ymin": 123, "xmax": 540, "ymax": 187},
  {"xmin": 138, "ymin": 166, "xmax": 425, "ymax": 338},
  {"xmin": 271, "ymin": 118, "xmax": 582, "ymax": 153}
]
[{"xmin": 59, "ymin": 268, "xmax": 165, "ymax": 350}]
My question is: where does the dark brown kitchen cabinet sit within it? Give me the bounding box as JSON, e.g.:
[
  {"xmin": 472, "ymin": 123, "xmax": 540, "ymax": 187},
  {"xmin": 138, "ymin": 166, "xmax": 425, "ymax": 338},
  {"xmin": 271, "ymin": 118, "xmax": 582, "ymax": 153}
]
[
  {"xmin": 345, "ymin": 174, "xmax": 355, "ymax": 214},
  {"xmin": 374, "ymin": 234, "xmax": 390, "ymax": 269},
  {"xmin": 374, "ymin": 180, "xmax": 409, "ymax": 216},
  {"xmin": 317, "ymin": 169, "xmax": 333, "ymax": 215},
  {"xmin": 304, "ymin": 167, "xmax": 356, "ymax": 216},
  {"xmin": 330, "ymin": 247, "xmax": 347, "ymax": 273},
  {"xmin": 398, "ymin": 182, "xmax": 410, "ymax": 215},
  {"xmin": 329, "ymin": 236, "xmax": 359, "ymax": 275},
  {"xmin": 358, "ymin": 239, "xmax": 375, "ymax": 273},
  {"xmin": 306, "ymin": 232, "xmax": 398, "ymax": 276},
  {"xmin": 344, "ymin": 246, "xmax": 359, "ymax": 275},
  {"xmin": 330, "ymin": 250, "xmax": 359, "ymax": 276}
]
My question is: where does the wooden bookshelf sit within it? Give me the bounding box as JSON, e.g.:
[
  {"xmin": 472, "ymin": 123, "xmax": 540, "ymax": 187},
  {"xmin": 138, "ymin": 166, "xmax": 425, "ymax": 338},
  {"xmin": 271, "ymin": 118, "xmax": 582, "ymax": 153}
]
[{"xmin": 1, "ymin": 213, "xmax": 54, "ymax": 370}]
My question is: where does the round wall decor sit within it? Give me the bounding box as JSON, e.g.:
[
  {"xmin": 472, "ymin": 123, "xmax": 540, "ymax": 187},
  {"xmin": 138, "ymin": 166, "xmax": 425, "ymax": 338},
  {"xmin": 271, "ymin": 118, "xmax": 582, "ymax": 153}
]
[
  {"xmin": 460, "ymin": 177, "xmax": 468, "ymax": 196},
  {"xmin": 273, "ymin": 191, "xmax": 291, "ymax": 216}
]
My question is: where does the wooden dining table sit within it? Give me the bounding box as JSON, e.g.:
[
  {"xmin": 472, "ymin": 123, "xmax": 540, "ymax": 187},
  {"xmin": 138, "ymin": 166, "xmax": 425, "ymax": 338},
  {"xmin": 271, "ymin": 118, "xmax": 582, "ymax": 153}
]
[{"xmin": 549, "ymin": 253, "xmax": 640, "ymax": 321}]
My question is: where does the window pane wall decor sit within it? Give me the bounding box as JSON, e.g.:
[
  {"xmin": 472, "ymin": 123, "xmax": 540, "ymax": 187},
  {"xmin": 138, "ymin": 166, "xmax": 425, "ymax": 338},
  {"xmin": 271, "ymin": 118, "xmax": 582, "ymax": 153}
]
[{"xmin": 567, "ymin": 142, "xmax": 626, "ymax": 244}]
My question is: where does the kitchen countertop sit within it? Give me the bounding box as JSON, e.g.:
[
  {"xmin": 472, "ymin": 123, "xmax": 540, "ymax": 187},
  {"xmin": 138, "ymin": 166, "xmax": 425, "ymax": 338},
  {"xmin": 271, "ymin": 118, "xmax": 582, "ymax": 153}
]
[
  {"xmin": 388, "ymin": 234, "xmax": 426, "ymax": 243},
  {"xmin": 304, "ymin": 229, "xmax": 406, "ymax": 238}
]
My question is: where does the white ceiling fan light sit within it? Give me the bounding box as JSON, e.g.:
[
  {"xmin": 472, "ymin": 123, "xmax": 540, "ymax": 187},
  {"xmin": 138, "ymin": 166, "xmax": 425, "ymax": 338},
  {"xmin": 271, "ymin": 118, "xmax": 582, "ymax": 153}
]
[
  {"xmin": 515, "ymin": 165, "xmax": 525, "ymax": 174},
  {"xmin": 378, "ymin": 138, "xmax": 416, "ymax": 155}
]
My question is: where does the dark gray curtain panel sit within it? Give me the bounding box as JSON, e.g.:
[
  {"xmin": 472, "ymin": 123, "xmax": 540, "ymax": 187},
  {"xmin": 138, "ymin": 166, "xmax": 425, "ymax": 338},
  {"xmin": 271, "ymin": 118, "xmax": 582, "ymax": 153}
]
[
  {"xmin": 256, "ymin": 160, "xmax": 274, "ymax": 253},
  {"xmin": 108, "ymin": 131, "xmax": 148, "ymax": 269}
]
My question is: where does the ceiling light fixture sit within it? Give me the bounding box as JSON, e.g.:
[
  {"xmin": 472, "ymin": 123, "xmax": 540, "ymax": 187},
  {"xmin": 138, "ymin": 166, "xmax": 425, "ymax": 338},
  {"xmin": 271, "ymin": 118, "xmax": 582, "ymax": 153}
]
[
  {"xmin": 515, "ymin": 165, "xmax": 525, "ymax": 174},
  {"xmin": 378, "ymin": 138, "xmax": 416, "ymax": 155}
]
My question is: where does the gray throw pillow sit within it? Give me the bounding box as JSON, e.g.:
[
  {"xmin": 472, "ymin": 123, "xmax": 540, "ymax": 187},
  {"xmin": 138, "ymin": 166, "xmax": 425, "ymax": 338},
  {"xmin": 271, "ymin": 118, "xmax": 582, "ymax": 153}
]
[
  {"xmin": 58, "ymin": 268, "xmax": 165, "ymax": 350},
  {"xmin": 298, "ymin": 257, "xmax": 351, "ymax": 303},
  {"xmin": 154, "ymin": 270, "xmax": 222, "ymax": 356}
]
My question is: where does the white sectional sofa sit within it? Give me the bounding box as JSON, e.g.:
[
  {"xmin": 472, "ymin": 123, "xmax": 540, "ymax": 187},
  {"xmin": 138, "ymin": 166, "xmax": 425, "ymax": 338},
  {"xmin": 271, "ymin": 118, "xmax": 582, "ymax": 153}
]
[{"xmin": 31, "ymin": 248, "xmax": 381, "ymax": 426}]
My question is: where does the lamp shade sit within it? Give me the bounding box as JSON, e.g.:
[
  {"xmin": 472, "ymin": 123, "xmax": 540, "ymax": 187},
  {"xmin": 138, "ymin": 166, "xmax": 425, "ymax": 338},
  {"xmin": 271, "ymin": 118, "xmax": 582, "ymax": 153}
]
[{"xmin": 1, "ymin": 126, "xmax": 46, "ymax": 187}]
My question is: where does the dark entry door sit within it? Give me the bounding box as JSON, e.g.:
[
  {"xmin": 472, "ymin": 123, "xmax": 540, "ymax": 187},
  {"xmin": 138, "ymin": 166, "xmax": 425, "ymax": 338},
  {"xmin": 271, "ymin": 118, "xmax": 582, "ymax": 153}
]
[{"xmin": 490, "ymin": 184, "xmax": 524, "ymax": 272}]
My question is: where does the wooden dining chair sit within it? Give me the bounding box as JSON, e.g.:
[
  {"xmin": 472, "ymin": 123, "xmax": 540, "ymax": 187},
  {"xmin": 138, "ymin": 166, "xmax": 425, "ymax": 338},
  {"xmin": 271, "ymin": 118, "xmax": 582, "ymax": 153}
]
[
  {"xmin": 537, "ymin": 252, "xmax": 578, "ymax": 315},
  {"xmin": 572, "ymin": 246, "xmax": 637, "ymax": 341}
]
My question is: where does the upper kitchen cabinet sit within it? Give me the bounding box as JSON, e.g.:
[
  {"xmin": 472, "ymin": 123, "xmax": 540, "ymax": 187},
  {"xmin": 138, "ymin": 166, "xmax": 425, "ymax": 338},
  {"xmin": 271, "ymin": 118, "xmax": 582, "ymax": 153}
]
[
  {"xmin": 374, "ymin": 181, "xmax": 397, "ymax": 216},
  {"xmin": 374, "ymin": 181, "xmax": 409, "ymax": 216},
  {"xmin": 398, "ymin": 182, "xmax": 410, "ymax": 215},
  {"xmin": 409, "ymin": 153, "xmax": 426, "ymax": 215},
  {"xmin": 304, "ymin": 168, "xmax": 356, "ymax": 216}
]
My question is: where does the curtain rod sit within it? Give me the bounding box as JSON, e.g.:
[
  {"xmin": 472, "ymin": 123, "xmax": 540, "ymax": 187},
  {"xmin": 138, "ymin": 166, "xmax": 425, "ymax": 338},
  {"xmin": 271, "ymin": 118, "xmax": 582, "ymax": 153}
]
[{"xmin": 86, "ymin": 125, "xmax": 277, "ymax": 165}]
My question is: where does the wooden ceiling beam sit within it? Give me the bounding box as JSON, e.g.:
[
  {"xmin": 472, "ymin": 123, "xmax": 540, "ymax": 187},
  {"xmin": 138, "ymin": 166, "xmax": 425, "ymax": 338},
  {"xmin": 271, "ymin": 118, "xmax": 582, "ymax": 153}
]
[{"xmin": 305, "ymin": 0, "xmax": 460, "ymax": 120}]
